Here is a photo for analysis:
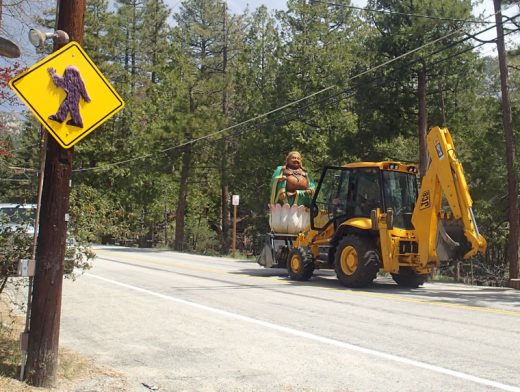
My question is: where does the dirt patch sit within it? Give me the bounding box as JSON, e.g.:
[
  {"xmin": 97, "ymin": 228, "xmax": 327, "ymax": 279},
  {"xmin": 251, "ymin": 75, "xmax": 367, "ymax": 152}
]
[{"xmin": 1, "ymin": 297, "xmax": 128, "ymax": 391}]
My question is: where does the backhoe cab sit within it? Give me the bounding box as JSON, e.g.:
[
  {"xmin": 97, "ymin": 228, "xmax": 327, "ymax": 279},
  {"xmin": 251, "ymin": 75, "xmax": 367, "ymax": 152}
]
[{"xmin": 257, "ymin": 127, "xmax": 486, "ymax": 288}]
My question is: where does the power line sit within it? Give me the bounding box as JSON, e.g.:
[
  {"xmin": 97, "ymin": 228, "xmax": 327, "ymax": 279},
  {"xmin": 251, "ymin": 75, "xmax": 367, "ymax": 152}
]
[
  {"xmin": 63, "ymin": 7, "xmax": 518, "ymax": 173},
  {"xmin": 209, "ymin": 18, "xmax": 520, "ymax": 144},
  {"xmin": 236, "ymin": 31, "xmax": 503, "ymax": 139},
  {"xmin": 73, "ymin": 84, "xmax": 336, "ymax": 172},
  {"xmin": 5, "ymin": 7, "xmax": 515, "ymax": 186},
  {"xmin": 23, "ymin": 18, "xmax": 513, "ymax": 178},
  {"xmin": 433, "ymin": 25, "xmax": 520, "ymax": 66},
  {"xmin": 72, "ymin": 24, "xmax": 467, "ymax": 173},
  {"xmin": 384, "ymin": 13, "xmax": 519, "ymax": 71},
  {"xmin": 310, "ymin": 0, "xmax": 494, "ymax": 25}
]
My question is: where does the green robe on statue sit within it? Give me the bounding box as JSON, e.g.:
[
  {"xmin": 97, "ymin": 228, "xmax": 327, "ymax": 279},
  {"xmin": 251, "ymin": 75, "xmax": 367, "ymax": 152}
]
[{"xmin": 270, "ymin": 165, "xmax": 316, "ymax": 207}]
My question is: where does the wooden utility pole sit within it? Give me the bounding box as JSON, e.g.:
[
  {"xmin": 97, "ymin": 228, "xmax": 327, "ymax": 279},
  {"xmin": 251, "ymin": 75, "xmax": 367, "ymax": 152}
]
[
  {"xmin": 493, "ymin": 0, "xmax": 519, "ymax": 283},
  {"xmin": 417, "ymin": 65, "xmax": 428, "ymax": 178},
  {"xmin": 25, "ymin": 1, "xmax": 86, "ymax": 386}
]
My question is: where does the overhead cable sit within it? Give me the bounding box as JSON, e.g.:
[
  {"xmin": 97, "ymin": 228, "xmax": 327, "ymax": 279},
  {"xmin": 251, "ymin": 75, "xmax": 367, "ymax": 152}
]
[
  {"xmin": 69, "ymin": 6, "xmax": 514, "ymax": 173},
  {"xmin": 310, "ymin": 0, "xmax": 494, "ymax": 25}
]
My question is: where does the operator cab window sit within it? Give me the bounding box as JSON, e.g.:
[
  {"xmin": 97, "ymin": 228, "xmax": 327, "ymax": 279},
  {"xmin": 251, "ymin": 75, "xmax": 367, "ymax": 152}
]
[
  {"xmin": 382, "ymin": 170, "xmax": 417, "ymax": 230},
  {"xmin": 313, "ymin": 167, "xmax": 351, "ymax": 229},
  {"xmin": 312, "ymin": 167, "xmax": 383, "ymax": 230},
  {"xmin": 352, "ymin": 169, "xmax": 381, "ymax": 217}
]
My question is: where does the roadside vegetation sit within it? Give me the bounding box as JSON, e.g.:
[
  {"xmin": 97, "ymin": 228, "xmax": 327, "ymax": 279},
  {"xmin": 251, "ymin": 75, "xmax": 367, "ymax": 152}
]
[{"xmin": 0, "ymin": 210, "xmax": 95, "ymax": 298}]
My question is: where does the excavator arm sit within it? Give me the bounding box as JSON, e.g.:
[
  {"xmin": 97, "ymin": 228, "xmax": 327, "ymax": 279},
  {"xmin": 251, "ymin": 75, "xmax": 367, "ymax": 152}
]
[{"xmin": 411, "ymin": 127, "xmax": 486, "ymax": 266}]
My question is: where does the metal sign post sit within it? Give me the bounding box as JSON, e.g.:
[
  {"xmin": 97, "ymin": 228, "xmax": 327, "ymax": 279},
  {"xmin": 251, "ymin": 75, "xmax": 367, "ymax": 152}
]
[{"xmin": 232, "ymin": 195, "xmax": 239, "ymax": 257}]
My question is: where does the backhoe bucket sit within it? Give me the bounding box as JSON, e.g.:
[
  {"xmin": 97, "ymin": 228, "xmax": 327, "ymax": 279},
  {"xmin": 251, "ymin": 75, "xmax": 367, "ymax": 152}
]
[
  {"xmin": 435, "ymin": 218, "xmax": 471, "ymax": 261},
  {"xmin": 257, "ymin": 235, "xmax": 275, "ymax": 267},
  {"xmin": 256, "ymin": 233, "xmax": 295, "ymax": 268}
]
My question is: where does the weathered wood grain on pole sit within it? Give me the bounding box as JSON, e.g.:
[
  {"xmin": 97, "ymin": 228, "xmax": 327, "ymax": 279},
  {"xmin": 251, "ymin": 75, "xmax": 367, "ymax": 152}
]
[{"xmin": 25, "ymin": 1, "xmax": 86, "ymax": 386}]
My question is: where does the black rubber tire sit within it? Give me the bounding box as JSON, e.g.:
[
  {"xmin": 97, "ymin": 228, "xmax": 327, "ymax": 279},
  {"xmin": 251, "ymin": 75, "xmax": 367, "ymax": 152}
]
[
  {"xmin": 275, "ymin": 246, "xmax": 290, "ymax": 268},
  {"xmin": 391, "ymin": 267, "xmax": 428, "ymax": 288},
  {"xmin": 334, "ymin": 235, "xmax": 380, "ymax": 288},
  {"xmin": 287, "ymin": 248, "xmax": 315, "ymax": 281}
]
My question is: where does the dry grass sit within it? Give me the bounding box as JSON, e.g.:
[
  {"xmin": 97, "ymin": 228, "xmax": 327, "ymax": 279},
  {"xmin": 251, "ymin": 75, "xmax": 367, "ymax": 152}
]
[{"xmin": 0, "ymin": 298, "xmax": 128, "ymax": 391}]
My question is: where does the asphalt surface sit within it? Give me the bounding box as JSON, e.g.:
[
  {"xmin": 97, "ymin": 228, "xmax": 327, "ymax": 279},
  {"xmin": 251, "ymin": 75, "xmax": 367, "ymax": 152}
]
[{"xmin": 59, "ymin": 246, "xmax": 520, "ymax": 392}]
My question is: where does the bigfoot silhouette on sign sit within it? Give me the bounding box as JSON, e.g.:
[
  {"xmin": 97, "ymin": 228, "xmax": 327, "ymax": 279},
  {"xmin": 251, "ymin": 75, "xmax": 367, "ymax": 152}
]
[{"xmin": 48, "ymin": 66, "xmax": 91, "ymax": 128}]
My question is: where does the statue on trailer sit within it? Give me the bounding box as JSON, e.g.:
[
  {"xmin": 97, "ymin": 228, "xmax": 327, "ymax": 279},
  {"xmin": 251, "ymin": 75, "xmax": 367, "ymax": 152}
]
[
  {"xmin": 269, "ymin": 151, "xmax": 316, "ymax": 234},
  {"xmin": 270, "ymin": 151, "xmax": 315, "ymax": 207}
]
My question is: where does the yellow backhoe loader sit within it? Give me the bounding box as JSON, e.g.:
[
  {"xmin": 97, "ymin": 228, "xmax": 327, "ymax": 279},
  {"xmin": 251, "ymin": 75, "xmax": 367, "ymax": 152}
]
[{"xmin": 257, "ymin": 126, "xmax": 486, "ymax": 288}]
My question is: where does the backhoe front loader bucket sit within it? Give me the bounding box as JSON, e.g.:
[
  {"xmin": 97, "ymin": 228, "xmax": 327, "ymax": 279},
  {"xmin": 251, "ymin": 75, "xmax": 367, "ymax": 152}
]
[
  {"xmin": 257, "ymin": 235, "xmax": 275, "ymax": 267},
  {"xmin": 256, "ymin": 233, "xmax": 295, "ymax": 268}
]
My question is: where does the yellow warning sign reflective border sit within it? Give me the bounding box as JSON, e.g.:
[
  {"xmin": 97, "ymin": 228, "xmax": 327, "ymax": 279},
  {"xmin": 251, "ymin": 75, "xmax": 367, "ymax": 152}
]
[{"xmin": 9, "ymin": 41, "xmax": 125, "ymax": 149}]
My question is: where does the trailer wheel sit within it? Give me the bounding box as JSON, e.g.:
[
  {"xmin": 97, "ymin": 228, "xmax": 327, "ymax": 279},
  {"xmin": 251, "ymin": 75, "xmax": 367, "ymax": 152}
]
[
  {"xmin": 391, "ymin": 267, "xmax": 427, "ymax": 288},
  {"xmin": 287, "ymin": 248, "xmax": 314, "ymax": 281},
  {"xmin": 335, "ymin": 235, "xmax": 379, "ymax": 288}
]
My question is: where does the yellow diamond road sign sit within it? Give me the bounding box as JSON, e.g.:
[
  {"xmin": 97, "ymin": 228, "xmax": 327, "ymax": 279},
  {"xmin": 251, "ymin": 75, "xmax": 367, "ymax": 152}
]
[{"xmin": 9, "ymin": 41, "xmax": 124, "ymax": 149}]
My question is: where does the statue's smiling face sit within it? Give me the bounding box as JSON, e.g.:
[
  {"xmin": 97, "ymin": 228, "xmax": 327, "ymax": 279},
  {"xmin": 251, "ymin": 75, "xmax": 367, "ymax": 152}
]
[{"xmin": 287, "ymin": 153, "xmax": 302, "ymax": 169}]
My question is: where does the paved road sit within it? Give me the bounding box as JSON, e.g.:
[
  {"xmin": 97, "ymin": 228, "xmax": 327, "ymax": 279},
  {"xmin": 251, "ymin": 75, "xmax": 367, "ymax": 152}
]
[{"xmin": 60, "ymin": 246, "xmax": 520, "ymax": 392}]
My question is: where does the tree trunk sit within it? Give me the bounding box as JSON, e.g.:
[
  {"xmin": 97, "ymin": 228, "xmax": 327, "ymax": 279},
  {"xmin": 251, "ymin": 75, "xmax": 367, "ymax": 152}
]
[
  {"xmin": 220, "ymin": 2, "xmax": 232, "ymax": 253},
  {"xmin": 417, "ymin": 66, "xmax": 428, "ymax": 178},
  {"xmin": 164, "ymin": 205, "xmax": 168, "ymax": 246},
  {"xmin": 439, "ymin": 79, "xmax": 446, "ymax": 126},
  {"xmin": 174, "ymin": 143, "xmax": 192, "ymax": 252},
  {"xmin": 494, "ymin": 0, "xmax": 519, "ymax": 282},
  {"xmin": 25, "ymin": 1, "xmax": 85, "ymax": 386},
  {"xmin": 174, "ymin": 87, "xmax": 195, "ymax": 251},
  {"xmin": 220, "ymin": 166, "xmax": 231, "ymax": 252}
]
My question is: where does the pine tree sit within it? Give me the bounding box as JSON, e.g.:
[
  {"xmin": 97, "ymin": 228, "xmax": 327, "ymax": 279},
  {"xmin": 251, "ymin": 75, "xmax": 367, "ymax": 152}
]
[
  {"xmin": 171, "ymin": 0, "xmax": 228, "ymax": 251},
  {"xmin": 275, "ymin": 0, "xmax": 360, "ymax": 166},
  {"xmin": 360, "ymin": 0, "xmax": 479, "ymax": 173}
]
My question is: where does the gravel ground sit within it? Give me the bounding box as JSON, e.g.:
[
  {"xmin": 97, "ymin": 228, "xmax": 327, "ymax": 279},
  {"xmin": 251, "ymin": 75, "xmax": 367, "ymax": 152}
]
[{"xmin": 1, "ymin": 292, "xmax": 128, "ymax": 392}]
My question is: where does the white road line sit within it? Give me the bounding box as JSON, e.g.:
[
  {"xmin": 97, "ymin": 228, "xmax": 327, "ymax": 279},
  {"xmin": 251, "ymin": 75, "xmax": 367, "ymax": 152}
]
[{"xmin": 85, "ymin": 272, "xmax": 520, "ymax": 392}]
